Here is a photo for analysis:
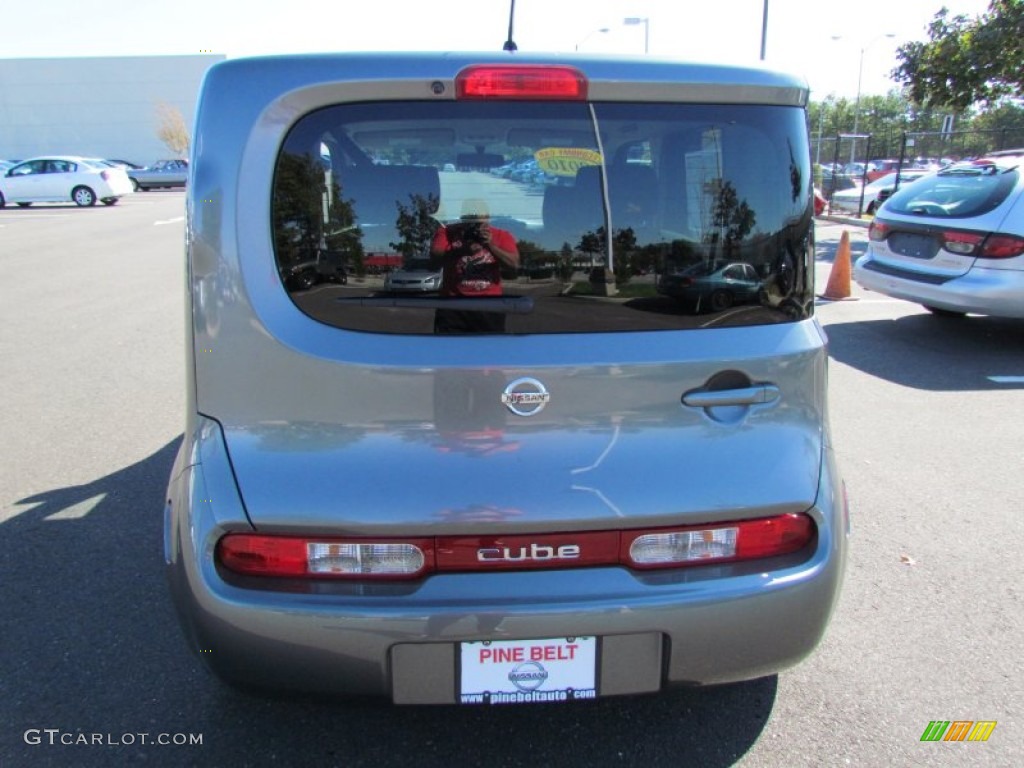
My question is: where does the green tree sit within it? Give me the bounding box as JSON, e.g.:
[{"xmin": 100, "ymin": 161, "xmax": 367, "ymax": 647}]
[
  {"xmin": 709, "ymin": 181, "xmax": 755, "ymax": 260},
  {"xmin": 577, "ymin": 230, "xmax": 602, "ymax": 265},
  {"xmin": 611, "ymin": 228, "xmax": 637, "ymax": 285},
  {"xmin": 273, "ymin": 153, "xmax": 363, "ymax": 271},
  {"xmin": 892, "ymin": 0, "xmax": 1024, "ymax": 109},
  {"xmin": 392, "ymin": 193, "xmax": 440, "ymax": 261},
  {"xmin": 971, "ymin": 100, "xmax": 1024, "ymax": 134},
  {"xmin": 557, "ymin": 242, "xmax": 575, "ymax": 281}
]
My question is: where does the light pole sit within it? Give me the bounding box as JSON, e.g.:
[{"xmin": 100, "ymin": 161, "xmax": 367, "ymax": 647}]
[
  {"xmin": 816, "ymin": 94, "xmax": 834, "ymax": 166},
  {"xmin": 760, "ymin": 0, "xmax": 769, "ymax": 60},
  {"xmin": 623, "ymin": 17, "xmax": 649, "ymax": 54},
  {"xmin": 834, "ymin": 33, "xmax": 896, "ymax": 163},
  {"xmin": 575, "ymin": 27, "xmax": 609, "ymax": 51},
  {"xmin": 853, "ymin": 34, "xmax": 896, "ymax": 138}
]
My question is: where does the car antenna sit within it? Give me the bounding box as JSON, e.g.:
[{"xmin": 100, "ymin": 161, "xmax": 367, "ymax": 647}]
[{"xmin": 502, "ymin": 0, "xmax": 518, "ymax": 51}]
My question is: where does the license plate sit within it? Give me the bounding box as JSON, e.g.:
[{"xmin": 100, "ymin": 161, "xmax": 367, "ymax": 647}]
[
  {"xmin": 459, "ymin": 637, "xmax": 597, "ymax": 705},
  {"xmin": 888, "ymin": 232, "xmax": 938, "ymax": 260}
]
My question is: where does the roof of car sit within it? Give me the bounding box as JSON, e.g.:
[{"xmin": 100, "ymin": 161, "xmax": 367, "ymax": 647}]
[
  {"xmin": 16, "ymin": 155, "xmax": 96, "ymax": 163},
  {"xmin": 200, "ymin": 51, "xmax": 810, "ymax": 107}
]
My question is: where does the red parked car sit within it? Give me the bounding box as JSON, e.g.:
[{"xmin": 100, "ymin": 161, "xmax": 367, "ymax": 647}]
[{"xmin": 814, "ymin": 187, "xmax": 827, "ymax": 216}]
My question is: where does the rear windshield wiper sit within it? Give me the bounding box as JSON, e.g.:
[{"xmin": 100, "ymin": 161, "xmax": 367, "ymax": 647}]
[{"xmin": 334, "ymin": 296, "xmax": 535, "ymax": 314}]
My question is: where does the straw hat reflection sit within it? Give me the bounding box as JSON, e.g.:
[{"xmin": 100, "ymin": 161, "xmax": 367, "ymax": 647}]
[{"xmin": 460, "ymin": 198, "xmax": 490, "ymax": 220}]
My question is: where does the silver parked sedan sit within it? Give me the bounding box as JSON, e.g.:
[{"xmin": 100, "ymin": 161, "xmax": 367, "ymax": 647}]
[
  {"xmin": 165, "ymin": 52, "xmax": 848, "ymax": 704},
  {"xmin": 383, "ymin": 259, "xmax": 443, "ymax": 293},
  {"xmin": 128, "ymin": 158, "xmax": 188, "ymax": 191},
  {"xmin": 854, "ymin": 150, "xmax": 1024, "ymax": 317}
]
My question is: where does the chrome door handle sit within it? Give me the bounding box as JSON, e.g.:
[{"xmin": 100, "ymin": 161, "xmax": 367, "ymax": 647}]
[{"xmin": 681, "ymin": 384, "xmax": 780, "ymax": 408}]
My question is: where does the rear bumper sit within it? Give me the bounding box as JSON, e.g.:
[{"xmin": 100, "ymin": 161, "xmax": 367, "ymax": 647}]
[
  {"xmin": 854, "ymin": 255, "xmax": 1024, "ymax": 318},
  {"xmin": 165, "ymin": 417, "xmax": 848, "ymax": 702}
]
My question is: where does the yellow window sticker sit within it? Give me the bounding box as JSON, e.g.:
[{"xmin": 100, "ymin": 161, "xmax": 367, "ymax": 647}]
[{"xmin": 535, "ymin": 148, "xmax": 602, "ymax": 177}]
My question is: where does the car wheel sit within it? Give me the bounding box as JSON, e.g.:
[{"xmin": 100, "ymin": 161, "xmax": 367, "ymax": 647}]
[
  {"xmin": 17, "ymin": 202, "xmax": 31, "ymax": 208},
  {"xmin": 297, "ymin": 269, "xmax": 318, "ymax": 290},
  {"xmin": 709, "ymin": 290, "xmax": 734, "ymax": 312},
  {"xmin": 923, "ymin": 305, "xmax": 967, "ymax": 318},
  {"xmin": 866, "ymin": 201, "xmax": 876, "ymax": 215},
  {"xmin": 72, "ymin": 186, "xmax": 97, "ymax": 207},
  {"xmin": 101, "ymin": 198, "xmax": 118, "ymax": 206}
]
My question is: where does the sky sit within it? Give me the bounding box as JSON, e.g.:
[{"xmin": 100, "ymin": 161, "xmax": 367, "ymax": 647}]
[{"xmin": 2, "ymin": 0, "xmax": 995, "ymax": 100}]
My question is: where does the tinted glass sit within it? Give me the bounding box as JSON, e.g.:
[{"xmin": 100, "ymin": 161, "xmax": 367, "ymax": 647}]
[
  {"xmin": 272, "ymin": 101, "xmax": 814, "ymax": 334},
  {"xmin": 885, "ymin": 163, "xmax": 1020, "ymax": 219}
]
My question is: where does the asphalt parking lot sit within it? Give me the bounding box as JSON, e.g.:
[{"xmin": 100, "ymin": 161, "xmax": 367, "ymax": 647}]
[{"xmin": 1, "ymin": 193, "xmax": 1021, "ymax": 767}]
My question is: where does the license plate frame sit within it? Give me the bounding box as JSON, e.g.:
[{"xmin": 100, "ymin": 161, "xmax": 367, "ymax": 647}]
[{"xmin": 458, "ymin": 636, "xmax": 598, "ymax": 705}]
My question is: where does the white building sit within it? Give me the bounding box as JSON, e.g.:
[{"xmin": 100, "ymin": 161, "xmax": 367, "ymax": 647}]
[{"xmin": 0, "ymin": 54, "xmax": 224, "ymax": 164}]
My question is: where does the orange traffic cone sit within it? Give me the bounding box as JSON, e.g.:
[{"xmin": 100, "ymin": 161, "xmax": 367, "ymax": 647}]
[{"xmin": 818, "ymin": 229, "xmax": 858, "ymax": 301}]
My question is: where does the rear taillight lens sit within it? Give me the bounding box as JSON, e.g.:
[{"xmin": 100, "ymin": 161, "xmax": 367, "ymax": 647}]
[
  {"xmin": 623, "ymin": 514, "xmax": 814, "ymax": 569},
  {"xmin": 979, "ymin": 233, "xmax": 1024, "ymax": 259},
  {"xmin": 100, "ymin": 170, "xmax": 112, "ymax": 181},
  {"xmin": 217, "ymin": 514, "xmax": 815, "ymax": 580},
  {"xmin": 942, "ymin": 230, "xmax": 985, "ymax": 255},
  {"xmin": 938, "ymin": 230, "xmax": 1024, "ymax": 259},
  {"xmin": 456, "ymin": 65, "xmax": 587, "ymax": 100},
  {"xmin": 868, "ymin": 220, "xmax": 891, "ymax": 241},
  {"xmin": 217, "ymin": 535, "xmax": 433, "ymax": 579}
]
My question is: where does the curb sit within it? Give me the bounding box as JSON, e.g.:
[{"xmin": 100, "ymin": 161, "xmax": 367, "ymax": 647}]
[{"xmin": 818, "ymin": 214, "xmax": 870, "ymax": 228}]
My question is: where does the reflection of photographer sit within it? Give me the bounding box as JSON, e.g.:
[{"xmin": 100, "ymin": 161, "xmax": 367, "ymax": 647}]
[
  {"xmin": 429, "ymin": 199, "xmax": 520, "ymax": 334},
  {"xmin": 447, "ymin": 220, "xmax": 485, "ymax": 247}
]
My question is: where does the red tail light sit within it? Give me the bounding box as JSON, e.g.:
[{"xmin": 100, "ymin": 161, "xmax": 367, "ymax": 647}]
[
  {"xmin": 868, "ymin": 220, "xmax": 891, "ymax": 241},
  {"xmin": 941, "ymin": 230, "xmax": 985, "ymax": 255},
  {"xmin": 456, "ymin": 65, "xmax": 587, "ymax": 100},
  {"xmin": 979, "ymin": 233, "xmax": 1024, "ymax": 259},
  {"xmin": 217, "ymin": 514, "xmax": 815, "ymax": 581},
  {"xmin": 217, "ymin": 535, "xmax": 434, "ymax": 580},
  {"xmin": 622, "ymin": 514, "xmax": 814, "ymax": 569}
]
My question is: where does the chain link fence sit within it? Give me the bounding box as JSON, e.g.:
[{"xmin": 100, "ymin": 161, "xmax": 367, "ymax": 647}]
[{"xmin": 812, "ymin": 128, "xmax": 1024, "ymax": 217}]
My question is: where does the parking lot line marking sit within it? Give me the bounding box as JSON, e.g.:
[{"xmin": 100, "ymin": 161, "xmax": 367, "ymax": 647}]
[
  {"xmin": 44, "ymin": 493, "xmax": 107, "ymax": 521},
  {"xmin": 988, "ymin": 376, "xmax": 1024, "ymax": 384},
  {"xmin": 154, "ymin": 216, "xmax": 185, "ymax": 226},
  {"xmin": 814, "ymin": 298, "xmax": 894, "ymax": 304}
]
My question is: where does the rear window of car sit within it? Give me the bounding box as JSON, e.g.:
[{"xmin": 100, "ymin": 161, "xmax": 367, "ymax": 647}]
[
  {"xmin": 271, "ymin": 100, "xmax": 815, "ymax": 334},
  {"xmin": 884, "ymin": 162, "xmax": 1020, "ymax": 219}
]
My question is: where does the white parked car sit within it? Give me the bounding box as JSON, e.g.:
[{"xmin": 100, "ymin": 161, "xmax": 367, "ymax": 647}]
[
  {"xmin": 830, "ymin": 170, "xmax": 927, "ymax": 215},
  {"xmin": 0, "ymin": 156, "xmax": 133, "ymax": 207}
]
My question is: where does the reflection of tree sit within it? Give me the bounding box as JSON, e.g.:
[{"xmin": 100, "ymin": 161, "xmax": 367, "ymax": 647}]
[
  {"xmin": 273, "ymin": 153, "xmax": 363, "ymax": 270},
  {"xmin": 578, "ymin": 231, "xmax": 602, "ymax": 265},
  {"xmin": 708, "ymin": 180, "xmax": 755, "ymax": 259},
  {"xmin": 250, "ymin": 422, "xmax": 367, "ymax": 452},
  {"xmin": 788, "ymin": 139, "xmax": 803, "ymax": 203},
  {"xmin": 576, "ymin": 227, "xmax": 638, "ymax": 284},
  {"xmin": 392, "ymin": 193, "xmax": 440, "ymax": 261},
  {"xmin": 631, "ymin": 243, "xmax": 661, "ymax": 276},
  {"xmin": 517, "ymin": 239, "xmax": 551, "ymax": 277},
  {"xmin": 654, "ymin": 239, "xmax": 700, "ymax": 277},
  {"xmin": 558, "ymin": 243, "xmax": 575, "ymax": 280}
]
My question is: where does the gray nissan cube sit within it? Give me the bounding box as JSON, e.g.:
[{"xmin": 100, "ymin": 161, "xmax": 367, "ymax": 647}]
[{"xmin": 164, "ymin": 52, "xmax": 848, "ymax": 704}]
